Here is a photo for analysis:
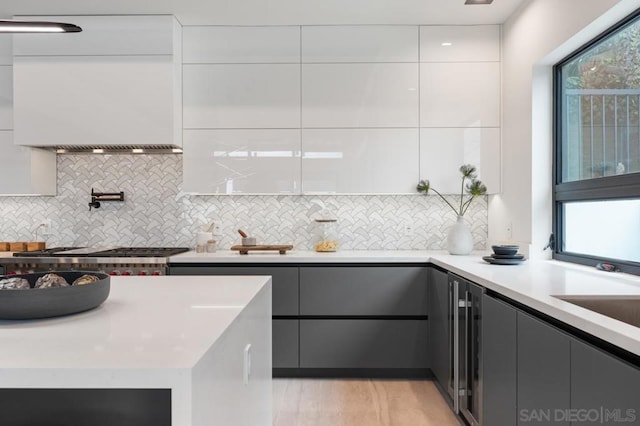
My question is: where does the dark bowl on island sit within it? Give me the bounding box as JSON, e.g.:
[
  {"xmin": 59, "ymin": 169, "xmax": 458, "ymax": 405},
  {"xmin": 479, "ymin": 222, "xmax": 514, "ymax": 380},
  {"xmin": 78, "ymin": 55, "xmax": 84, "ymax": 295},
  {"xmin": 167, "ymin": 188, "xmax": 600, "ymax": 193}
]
[{"xmin": 0, "ymin": 271, "xmax": 110, "ymax": 320}]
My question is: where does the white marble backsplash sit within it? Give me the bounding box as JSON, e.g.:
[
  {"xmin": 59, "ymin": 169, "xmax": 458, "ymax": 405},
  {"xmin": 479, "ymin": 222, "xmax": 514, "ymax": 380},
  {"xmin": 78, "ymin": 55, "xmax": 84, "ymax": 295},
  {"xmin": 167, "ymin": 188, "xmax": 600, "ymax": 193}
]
[{"xmin": 0, "ymin": 154, "xmax": 487, "ymax": 250}]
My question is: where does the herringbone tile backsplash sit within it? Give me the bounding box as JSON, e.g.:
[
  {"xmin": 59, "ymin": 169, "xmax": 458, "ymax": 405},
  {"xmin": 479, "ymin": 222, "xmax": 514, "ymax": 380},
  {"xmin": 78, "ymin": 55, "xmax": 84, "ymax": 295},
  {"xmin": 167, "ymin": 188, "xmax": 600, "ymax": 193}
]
[{"xmin": 0, "ymin": 155, "xmax": 487, "ymax": 250}]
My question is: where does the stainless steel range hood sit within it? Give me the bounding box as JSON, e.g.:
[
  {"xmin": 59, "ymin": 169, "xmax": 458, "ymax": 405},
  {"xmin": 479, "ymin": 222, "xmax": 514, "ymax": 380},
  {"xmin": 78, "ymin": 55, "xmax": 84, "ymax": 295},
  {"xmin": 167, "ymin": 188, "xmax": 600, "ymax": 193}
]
[{"xmin": 0, "ymin": 19, "xmax": 82, "ymax": 33}]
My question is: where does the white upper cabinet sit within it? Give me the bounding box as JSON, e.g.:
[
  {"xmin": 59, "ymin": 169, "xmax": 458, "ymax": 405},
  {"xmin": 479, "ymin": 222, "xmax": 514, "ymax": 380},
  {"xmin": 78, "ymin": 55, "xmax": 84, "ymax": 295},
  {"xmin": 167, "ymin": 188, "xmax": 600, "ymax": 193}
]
[
  {"xmin": 420, "ymin": 128, "xmax": 500, "ymax": 194},
  {"xmin": 302, "ymin": 128, "xmax": 419, "ymax": 194},
  {"xmin": 302, "ymin": 63, "xmax": 418, "ymax": 128},
  {"xmin": 0, "ymin": 34, "xmax": 55, "ymax": 196},
  {"xmin": 183, "ymin": 26, "xmax": 300, "ymax": 63},
  {"xmin": 302, "ymin": 26, "xmax": 418, "ymax": 63},
  {"xmin": 183, "ymin": 129, "xmax": 301, "ymax": 194},
  {"xmin": 13, "ymin": 15, "xmax": 182, "ymax": 148},
  {"xmin": 181, "ymin": 24, "xmax": 500, "ymax": 195},
  {"xmin": 419, "ymin": 25, "xmax": 500, "ymax": 62},
  {"xmin": 0, "ymin": 132, "xmax": 56, "ymax": 195},
  {"xmin": 420, "ymin": 62, "xmax": 500, "ymax": 128},
  {"xmin": 183, "ymin": 64, "xmax": 300, "ymax": 129}
]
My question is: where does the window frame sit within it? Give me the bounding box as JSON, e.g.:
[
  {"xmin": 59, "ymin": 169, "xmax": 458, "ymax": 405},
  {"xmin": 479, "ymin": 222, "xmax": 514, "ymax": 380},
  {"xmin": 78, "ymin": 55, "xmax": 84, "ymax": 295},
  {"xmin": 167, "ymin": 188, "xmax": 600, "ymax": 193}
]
[{"xmin": 553, "ymin": 8, "xmax": 640, "ymax": 275}]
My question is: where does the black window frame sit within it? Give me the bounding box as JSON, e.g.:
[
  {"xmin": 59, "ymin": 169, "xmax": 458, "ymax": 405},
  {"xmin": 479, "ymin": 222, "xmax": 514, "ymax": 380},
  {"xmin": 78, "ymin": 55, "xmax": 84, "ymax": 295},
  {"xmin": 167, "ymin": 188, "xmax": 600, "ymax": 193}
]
[{"xmin": 553, "ymin": 8, "xmax": 640, "ymax": 275}]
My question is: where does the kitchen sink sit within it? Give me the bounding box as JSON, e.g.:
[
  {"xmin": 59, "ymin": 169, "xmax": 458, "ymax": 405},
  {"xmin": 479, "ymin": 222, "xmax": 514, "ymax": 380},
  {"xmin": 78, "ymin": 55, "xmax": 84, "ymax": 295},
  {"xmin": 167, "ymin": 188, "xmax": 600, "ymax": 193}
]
[{"xmin": 554, "ymin": 295, "xmax": 640, "ymax": 328}]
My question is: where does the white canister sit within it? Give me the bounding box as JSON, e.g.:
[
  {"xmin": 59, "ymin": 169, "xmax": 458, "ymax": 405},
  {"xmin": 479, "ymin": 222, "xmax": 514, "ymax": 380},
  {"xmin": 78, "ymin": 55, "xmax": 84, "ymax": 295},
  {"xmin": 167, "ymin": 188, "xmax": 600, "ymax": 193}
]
[{"xmin": 196, "ymin": 232, "xmax": 213, "ymax": 253}]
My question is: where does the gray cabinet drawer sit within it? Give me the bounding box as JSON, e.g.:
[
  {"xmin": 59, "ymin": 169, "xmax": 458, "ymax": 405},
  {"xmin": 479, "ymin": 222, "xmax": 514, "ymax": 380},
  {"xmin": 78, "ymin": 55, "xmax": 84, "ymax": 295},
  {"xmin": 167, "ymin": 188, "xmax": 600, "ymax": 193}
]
[
  {"xmin": 273, "ymin": 320, "xmax": 299, "ymax": 368},
  {"xmin": 299, "ymin": 267, "xmax": 428, "ymax": 316},
  {"xmin": 299, "ymin": 319, "xmax": 428, "ymax": 368},
  {"xmin": 169, "ymin": 266, "xmax": 298, "ymax": 316}
]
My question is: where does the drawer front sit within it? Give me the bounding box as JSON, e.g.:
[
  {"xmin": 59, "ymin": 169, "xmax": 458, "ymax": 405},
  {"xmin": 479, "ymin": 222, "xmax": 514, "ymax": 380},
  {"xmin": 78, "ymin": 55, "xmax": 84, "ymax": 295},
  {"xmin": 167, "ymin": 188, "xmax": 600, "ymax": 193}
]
[
  {"xmin": 273, "ymin": 320, "xmax": 299, "ymax": 368},
  {"xmin": 299, "ymin": 319, "xmax": 428, "ymax": 368},
  {"xmin": 168, "ymin": 266, "xmax": 298, "ymax": 316},
  {"xmin": 299, "ymin": 266, "xmax": 428, "ymax": 316}
]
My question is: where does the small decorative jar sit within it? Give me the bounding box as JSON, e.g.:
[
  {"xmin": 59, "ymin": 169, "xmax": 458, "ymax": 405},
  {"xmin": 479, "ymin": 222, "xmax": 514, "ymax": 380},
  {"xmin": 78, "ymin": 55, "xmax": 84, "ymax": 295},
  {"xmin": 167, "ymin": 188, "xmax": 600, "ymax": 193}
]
[{"xmin": 313, "ymin": 219, "xmax": 339, "ymax": 252}]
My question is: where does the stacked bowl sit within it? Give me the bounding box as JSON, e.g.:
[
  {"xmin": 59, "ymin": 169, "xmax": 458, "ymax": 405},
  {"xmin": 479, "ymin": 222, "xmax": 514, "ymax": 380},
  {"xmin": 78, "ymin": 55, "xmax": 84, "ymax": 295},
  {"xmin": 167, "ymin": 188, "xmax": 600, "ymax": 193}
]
[{"xmin": 483, "ymin": 245, "xmax": 526, "ymax": 265}]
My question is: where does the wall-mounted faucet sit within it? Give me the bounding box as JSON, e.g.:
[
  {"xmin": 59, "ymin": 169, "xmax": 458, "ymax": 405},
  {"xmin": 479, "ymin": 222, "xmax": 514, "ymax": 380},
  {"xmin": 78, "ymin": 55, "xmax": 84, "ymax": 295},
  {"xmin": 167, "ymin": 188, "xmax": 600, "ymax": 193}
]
[{"xmin": 89, "ymin": 188, "xmax": 124, "ymax": 211}]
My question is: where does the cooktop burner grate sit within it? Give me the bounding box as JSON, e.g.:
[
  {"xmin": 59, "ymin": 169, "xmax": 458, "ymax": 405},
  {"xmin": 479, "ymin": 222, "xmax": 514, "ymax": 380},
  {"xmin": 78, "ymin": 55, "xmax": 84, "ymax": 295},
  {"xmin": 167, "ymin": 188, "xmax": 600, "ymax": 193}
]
[{"xmin": 13, "ymin": 247, "xmax": 84, "ymax": 257}]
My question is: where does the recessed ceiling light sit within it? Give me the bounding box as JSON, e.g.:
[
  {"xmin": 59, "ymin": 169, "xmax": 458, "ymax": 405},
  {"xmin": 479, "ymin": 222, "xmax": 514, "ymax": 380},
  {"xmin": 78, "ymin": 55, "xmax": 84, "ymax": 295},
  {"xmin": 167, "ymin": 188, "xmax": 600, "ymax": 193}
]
[
  {"xmin": 92, "ymin": 149, "xmax": 104, "ymax": 154},
  {"xmin": 172, "ymin": 148, "xmax": 183, "ymax": 153},
  {"xmin": 441, "ymin": 42, "xmax": 453, "ymax": 46},
  {"xmin": 132, "ymin": 148, "xmax": 144, "ymax": 153},
  {"xmin": 56, "ymin": 149, "xmax": 66, "ymax": 154},
  {"xmin": 465, "ymin": 0, "xmax": 493, "ymax": 4}
]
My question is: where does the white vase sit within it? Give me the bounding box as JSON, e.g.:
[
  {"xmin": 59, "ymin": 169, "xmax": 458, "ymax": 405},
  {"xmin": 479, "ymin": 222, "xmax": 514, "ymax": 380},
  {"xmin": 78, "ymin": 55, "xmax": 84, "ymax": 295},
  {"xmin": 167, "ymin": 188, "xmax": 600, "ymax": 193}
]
[{"xmin": 447, "ymin": 215, "xmax": 474, "ymax": 255}]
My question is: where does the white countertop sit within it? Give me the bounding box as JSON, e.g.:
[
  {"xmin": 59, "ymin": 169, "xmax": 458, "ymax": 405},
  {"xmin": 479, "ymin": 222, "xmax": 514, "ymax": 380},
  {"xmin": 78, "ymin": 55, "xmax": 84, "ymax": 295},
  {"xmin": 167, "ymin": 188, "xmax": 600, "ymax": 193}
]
[
  {"xmin": 430, "ymin": 254, "xmax": 640, "ymax": 356},
  {"xmin": 171, "ymin": 249, "xmax": 640, "ymax": 356},
  {"xmin": 0, "ymin": 275, "xmax": 271, "ymax": 371},
  {"xmin": 170, "ymin": 249, "xmax": 435, "ymax": 263}
]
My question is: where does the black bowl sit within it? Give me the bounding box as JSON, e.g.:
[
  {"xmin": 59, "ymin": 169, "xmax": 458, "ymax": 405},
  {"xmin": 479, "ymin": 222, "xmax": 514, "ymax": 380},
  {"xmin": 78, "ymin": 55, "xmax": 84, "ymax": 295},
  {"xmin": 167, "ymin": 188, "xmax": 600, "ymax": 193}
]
[
  {"xmin": 0, "ymin": 271, "xmax": 110, "ymax": 320},
  {"xmin": 492, "ymin": 245, "xmax": 520, "ymax": 256}
]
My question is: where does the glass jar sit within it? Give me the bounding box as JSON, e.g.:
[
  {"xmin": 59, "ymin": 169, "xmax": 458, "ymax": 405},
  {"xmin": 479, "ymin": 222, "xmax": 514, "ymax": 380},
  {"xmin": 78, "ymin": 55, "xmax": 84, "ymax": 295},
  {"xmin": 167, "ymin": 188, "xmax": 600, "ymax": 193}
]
[{"xmin": 313, "ymin": 219, "xmax": 339, "ymax": 252}]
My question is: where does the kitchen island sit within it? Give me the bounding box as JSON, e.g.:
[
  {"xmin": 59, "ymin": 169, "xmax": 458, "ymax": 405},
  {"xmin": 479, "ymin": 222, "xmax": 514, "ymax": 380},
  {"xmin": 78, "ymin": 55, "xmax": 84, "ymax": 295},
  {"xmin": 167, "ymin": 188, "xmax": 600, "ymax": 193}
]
[{"xmin": 0, "ymin": 275, "xmax": 273, "ymax": 426}]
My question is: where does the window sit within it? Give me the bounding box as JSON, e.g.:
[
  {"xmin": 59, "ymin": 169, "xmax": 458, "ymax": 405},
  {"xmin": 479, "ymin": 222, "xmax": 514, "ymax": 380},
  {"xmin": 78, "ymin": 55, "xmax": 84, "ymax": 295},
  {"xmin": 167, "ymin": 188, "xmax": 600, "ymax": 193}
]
[{"xmin": 554, "ymin": 9, "xmax": 640, "ymax": 274}]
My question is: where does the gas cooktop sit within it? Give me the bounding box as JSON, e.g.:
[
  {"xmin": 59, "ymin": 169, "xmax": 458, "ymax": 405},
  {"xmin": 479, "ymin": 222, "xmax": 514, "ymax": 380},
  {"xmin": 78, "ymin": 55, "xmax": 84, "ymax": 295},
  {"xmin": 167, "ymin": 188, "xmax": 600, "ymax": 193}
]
[{"xmin": 13, "ymin": 247, "xmax": 190, "ymax": 258}]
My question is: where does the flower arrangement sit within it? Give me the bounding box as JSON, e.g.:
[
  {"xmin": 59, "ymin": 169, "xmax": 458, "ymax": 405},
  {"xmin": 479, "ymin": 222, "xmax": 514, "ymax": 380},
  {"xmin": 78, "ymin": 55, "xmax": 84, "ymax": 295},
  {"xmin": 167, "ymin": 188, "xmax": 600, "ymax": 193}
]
[{"xmin": 416, "ymin": 164, "xmax": 487, "ymax": 217}]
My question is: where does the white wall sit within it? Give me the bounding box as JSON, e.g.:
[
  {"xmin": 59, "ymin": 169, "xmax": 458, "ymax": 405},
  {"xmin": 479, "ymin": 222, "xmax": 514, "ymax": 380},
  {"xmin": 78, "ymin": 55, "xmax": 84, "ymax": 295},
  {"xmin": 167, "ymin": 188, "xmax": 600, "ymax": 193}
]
[{"xmin": 492, "ymin": 0, "xmax": 639, "ymax": 258}]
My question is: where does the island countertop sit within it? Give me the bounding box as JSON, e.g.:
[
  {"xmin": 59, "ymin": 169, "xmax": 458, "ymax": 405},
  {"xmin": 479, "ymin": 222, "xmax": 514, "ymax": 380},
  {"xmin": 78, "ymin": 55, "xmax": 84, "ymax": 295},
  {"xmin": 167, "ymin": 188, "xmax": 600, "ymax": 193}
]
[
  {"xmin": 0, "ymin": 275, "xmax": 273, "ymax": 426},
  {"xmin": 0, "ymin": 275, "xmax": 270, "ymax": 370}
]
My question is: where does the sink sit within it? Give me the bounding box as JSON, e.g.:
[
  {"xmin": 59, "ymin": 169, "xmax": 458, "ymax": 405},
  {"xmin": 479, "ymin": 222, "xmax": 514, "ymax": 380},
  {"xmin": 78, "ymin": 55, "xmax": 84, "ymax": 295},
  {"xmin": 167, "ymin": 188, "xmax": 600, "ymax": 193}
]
[{"xmin": 554, "ymin": 295, "xmax": 640, "ymax": 328}]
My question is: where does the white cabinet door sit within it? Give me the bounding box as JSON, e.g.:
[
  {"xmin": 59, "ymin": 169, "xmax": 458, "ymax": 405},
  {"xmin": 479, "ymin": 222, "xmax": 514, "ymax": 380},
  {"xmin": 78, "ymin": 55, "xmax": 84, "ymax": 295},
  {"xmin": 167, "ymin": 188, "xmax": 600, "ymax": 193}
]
[
  {"xmin": 302, "ymin": 63, "xmax": 419, "ymax": 128},
  {"xmin": 302, "ymin": 128, "xmax": 419, "ymax": 194},
  {"xmin": 183, "ymin": 26, "xmax": 300, "ymax": 64},
  {"xmin": 183, "ymin": 64, "xmax": 300, "ymax": 129},
  {"xmin": 419, "ymin": 128, "xmax": 500, "ymax": 194},
  {"xmin": 14, "ymin": 56, "xmax": 179, "ymax": 147},
  {"xmin": 183, "ymin": 129, "xmax": 301, "ymax": 194},
  {"xmin": 0, "ymin": 131, "xmax": 56, "ymax": 195},
  {"xmin": 420, "ymin": 62, "xmax": 500, "ymax": 128},
  {"xmin": 302, "ymin": 26, "xmax": 418, "ymax": 63},
  {"xmin": 419, "ymin": 25, "xmax": 500, "ymax": 62}
]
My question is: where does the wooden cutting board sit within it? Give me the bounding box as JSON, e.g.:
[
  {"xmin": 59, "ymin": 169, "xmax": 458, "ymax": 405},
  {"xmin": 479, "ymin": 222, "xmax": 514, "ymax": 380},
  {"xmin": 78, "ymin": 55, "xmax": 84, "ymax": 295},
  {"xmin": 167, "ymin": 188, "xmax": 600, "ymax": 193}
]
[{"xmin": 230, "ymin": 245, "xmax": 293, "ymax": 255}]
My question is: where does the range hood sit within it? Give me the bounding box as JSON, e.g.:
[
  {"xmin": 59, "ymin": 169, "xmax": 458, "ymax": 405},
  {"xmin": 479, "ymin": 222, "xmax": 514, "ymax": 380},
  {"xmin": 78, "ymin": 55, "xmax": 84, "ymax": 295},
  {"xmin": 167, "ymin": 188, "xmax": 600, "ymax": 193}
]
[{"xmin": 0, "ymin": 19, "xmax": 82, "ymax": 33}]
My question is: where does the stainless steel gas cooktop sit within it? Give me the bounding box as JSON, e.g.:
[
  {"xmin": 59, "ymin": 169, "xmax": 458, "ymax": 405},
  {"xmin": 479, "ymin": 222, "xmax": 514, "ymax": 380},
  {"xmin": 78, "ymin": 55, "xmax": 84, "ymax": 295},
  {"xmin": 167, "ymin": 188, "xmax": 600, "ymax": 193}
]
[{"xmin": 13, "ymin": 247, "xmax": 190, "ymax": 258}]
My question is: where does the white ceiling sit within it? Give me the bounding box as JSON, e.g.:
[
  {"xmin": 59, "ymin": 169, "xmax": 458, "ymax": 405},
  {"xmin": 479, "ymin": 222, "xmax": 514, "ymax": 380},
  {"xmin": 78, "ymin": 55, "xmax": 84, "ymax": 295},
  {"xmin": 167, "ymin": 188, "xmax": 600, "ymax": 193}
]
[{"xmin": 0, "ymin": 0, "xmax": 528, "ymax": 26}]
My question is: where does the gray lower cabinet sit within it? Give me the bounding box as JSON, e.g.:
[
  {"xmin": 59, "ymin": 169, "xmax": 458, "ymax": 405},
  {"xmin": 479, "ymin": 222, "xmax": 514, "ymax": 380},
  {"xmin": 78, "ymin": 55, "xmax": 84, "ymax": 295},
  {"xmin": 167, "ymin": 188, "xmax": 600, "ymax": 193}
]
[
  {"xmin": 299, "ymin": 319, "xmax": 428, "ymax": 369},
  {"xmin": 168, "ymin": 266, "xmax": 298, "ymax": 316},
  {"xmin": 428, "ymin": 268, "xmax": 449, "ymax": 391},
  {"xmin": 482, "ymin": 295, "xmax": 517, "ymax": 426},
  {"xmin": 299, "ymin": 266, "xmax": 428, "ymax": 316},
  {"xmin": 571, "ymin": 339, "xmax": 640, "ymax": 425},
  {"xmin": 273, "ymin": 320, "xmax": 299, "ymax": 368},
  {"xmin": 517, "ymin": 311, "xmax": 571, "ymax": 426}
]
